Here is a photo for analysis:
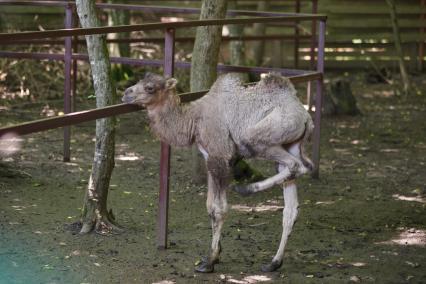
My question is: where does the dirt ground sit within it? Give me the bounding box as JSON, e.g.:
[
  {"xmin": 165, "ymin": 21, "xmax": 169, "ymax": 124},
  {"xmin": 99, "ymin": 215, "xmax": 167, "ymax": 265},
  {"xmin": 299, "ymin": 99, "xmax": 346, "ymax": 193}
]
[{"xmin": 1, "ymin": 73, "xmax": 426, "ymax": 284}]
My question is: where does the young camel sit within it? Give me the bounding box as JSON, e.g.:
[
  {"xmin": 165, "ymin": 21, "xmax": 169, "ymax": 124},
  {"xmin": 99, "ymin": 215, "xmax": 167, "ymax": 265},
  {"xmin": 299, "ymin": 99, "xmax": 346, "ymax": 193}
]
[{"xmin": 122, "ymin": 72, "xmax": 314, "ymax": 273}]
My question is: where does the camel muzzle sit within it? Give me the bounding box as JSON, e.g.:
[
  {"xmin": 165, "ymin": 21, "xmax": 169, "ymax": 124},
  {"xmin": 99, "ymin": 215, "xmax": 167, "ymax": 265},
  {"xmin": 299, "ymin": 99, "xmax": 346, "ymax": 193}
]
[{"xmin": 122, "ymin": 88, "xmax": 136, "ymax": 103}]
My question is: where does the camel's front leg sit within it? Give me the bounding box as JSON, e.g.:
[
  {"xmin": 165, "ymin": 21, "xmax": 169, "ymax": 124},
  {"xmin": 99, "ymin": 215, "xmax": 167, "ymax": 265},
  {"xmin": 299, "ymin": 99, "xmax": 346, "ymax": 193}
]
[{"xmin": 195, "ymin": 169, "xmax": 229, "ymax": 273}]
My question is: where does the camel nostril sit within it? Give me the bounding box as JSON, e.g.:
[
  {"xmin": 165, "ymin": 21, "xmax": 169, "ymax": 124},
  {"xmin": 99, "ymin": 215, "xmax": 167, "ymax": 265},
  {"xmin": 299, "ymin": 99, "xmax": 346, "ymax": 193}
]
[{"xmin": 124, "ymin": 88, "xmax": 133, "ymax": 96}]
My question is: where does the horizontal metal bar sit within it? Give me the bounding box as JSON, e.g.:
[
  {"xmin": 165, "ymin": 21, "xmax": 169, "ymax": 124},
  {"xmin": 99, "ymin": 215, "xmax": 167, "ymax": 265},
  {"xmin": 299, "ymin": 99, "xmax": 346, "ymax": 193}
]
[
  {"xmin": 0, "ymin": 15, "xmax": 326, "ymax": 42},
  {"xmin": 0, "ymin": 51, "xmax": 64, "ymax": 60},
  {"xmin": 95, "ymin": 3, "xmax": 317, "ymax": 18},
  {"xmin": 106, "ymin": 55, "xmax": 323, "ymax": 78},
  {"xmin": 0, "ymin": 0, "xmax": 314, "ymax": 5},
  {"xmin": 288, "ymin": 72, "xmax": 322, "ymax": 83},
  {"xmin": 0, "ymin": 1, "xmax": 321, "ymax": 18},
  {"xmin": 179, "ymin": 90, "xmax": 207, "ymax": 103},
  {"xmin": 0, "ymin": 104, "xmax": 142, "ymax": 137},
  {"xmin": 0, "ymin": 0, "xmax": 69, "ymax": 7},
  {"xmin": 0, "ymin": 51, "xmax": 319, "ymax": 77},
  {"xmin": 2, "ymin": 35, "xmax": 313, "ymax": 45}
]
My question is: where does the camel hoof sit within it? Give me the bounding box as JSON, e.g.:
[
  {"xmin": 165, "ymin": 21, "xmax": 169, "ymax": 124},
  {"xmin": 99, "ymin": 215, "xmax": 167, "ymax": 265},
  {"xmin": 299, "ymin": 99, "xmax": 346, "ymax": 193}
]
[
  {"xmin": 261, "ymin": 260, "xmax": 282, "ymax": 272},
  {"xmin": 232, "ymin": 184, "xmax": 252, "ymax": 197},
  {"xmin": 195, "ymin": 259, "xmax": 215, "ymax": 273}
]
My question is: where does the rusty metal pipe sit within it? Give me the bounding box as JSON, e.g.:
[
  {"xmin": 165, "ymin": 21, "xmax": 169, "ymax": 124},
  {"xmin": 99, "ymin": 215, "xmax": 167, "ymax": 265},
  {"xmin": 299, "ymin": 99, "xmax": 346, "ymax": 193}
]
[
  {"xmin": 63, "ymin": 3, "xmax": 73, "ymax": 162},
  {"xmin": 311, "ymin": 20, "xmax": 326, "ymax": 179},
  {"xmin": 157, "ymin": 27, "xmax": 175, "ymax": 250},
  {"xmin": 0, "ymin": 15, "xmax": 327, "ymax": 42}
]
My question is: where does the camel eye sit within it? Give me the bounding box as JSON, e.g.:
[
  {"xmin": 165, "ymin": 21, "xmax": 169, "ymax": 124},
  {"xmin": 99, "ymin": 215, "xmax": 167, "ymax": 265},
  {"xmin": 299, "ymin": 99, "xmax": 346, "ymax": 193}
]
[{"xmin": 145, "ymin": 85, "xmax": 155, "ymax": 93}]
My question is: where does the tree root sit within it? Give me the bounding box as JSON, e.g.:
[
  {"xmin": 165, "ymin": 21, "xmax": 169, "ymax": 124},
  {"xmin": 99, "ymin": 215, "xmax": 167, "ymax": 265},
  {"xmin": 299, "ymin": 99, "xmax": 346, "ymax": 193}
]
[{"xmin": 79, "ymin": 209, "xmax": 123, "ymax": 236}]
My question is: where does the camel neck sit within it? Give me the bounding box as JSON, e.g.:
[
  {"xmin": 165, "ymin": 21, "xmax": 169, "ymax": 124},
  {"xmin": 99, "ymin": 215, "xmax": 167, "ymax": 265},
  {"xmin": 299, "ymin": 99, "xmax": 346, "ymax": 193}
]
[{"xmin": 147, "ymin": 93, "xmax": 197, "ymax": 147}]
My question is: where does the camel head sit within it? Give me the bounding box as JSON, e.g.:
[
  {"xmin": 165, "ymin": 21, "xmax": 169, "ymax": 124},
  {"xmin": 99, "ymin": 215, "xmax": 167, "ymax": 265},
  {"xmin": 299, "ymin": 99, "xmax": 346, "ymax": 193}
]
[{"xmin": 122, "ymin": 73, "xmax": 177, "ymax": 107}]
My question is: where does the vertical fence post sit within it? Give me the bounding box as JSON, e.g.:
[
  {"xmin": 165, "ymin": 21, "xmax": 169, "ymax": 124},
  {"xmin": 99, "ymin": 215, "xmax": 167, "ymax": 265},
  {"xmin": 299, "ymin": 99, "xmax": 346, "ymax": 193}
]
[
  {"xmin": 72, "ymin": 8, "xmax": 78, "ymax": 112},
  {"xmin": 419, "ymin": 0, "xmax": 426, "ymax": 71},
  {"xmin": 312, "ymin": 19, "xmax": 326, "ymax": 179},
  {"xmin": 307, "ymin": 0, "xmax": 318, "ymax": 111},
  {"xmin": 157, "ymin": 28, "xmax": 175, "ymax": 250},
  {"xmin": 294, "ymin": 0, "xmax": 301, "ymax": 69},
  {"xmin": 310, "ymin": 0, "xmax": 318, "ymax": 70},
  {"xmin": 63, "ymin": 3, "xmax": 73, "ymax": 162}
]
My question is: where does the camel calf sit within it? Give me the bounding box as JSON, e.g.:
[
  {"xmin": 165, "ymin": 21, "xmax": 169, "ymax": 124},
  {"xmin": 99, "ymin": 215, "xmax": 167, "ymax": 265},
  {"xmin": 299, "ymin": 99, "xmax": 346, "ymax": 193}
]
[{"xmin": 122, "ymin": 72, "xmax": 313, "ymax": 273}]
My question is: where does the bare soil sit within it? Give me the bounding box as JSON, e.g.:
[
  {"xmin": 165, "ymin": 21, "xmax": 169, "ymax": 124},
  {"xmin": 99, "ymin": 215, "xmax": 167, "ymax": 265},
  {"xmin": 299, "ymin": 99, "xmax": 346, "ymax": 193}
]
[{"xmin": 1, "ymin": 74, "xmax": 426, "ymax": 284}]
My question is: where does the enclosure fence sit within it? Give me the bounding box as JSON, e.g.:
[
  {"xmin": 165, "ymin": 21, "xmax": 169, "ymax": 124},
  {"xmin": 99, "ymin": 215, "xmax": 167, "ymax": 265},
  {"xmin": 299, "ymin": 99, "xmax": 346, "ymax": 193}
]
[{"xmin": 0, "ymin": 0, "xmax": 326, "ymax": 249}]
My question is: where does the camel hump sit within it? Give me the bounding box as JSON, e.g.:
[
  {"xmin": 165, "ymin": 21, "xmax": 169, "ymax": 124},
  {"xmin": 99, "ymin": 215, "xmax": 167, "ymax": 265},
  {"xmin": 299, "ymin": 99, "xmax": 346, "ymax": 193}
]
[
  {"xmin": 258, "ymin": 73, "xmax": 294, "ymax": 90},
  {"xmin": 210, "ymin": 73, "xmax": 245, "ymax": 93}
]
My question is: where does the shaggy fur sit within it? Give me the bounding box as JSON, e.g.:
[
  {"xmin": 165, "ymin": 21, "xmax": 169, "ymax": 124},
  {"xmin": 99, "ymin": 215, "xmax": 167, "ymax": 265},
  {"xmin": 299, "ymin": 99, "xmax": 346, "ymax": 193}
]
[{"xmin": 122, "ymin": 72, "xmax": 313, "ymax": 273}]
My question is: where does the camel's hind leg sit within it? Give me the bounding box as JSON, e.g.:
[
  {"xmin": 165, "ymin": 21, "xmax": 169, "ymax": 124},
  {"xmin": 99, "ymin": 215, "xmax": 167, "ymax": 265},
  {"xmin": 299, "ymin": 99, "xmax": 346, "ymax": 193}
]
[
  {"xmin": 241, "ymin": 107, "xmax": 306, "ymax": 155},
  {"xmin": 261, "ymin": 175, "xmax": 299, "ymax": 272},
  {"xmin": 233, "ymin": 145, "xmax": 307, "ymax": 196},
  {"xmin": 285, "ymin": 140, "xmax": 314, "ymax": 172},
  {"xmin": 262, "ymin": 144, "xmax": 301, "ymax": 272}
]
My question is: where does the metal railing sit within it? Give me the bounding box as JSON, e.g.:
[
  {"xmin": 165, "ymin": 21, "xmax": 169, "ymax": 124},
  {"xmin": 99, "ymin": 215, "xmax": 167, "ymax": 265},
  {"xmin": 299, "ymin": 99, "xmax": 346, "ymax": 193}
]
[{"xmin": 0, "ymin": 1, "xmax": 326, "ymax": 249}]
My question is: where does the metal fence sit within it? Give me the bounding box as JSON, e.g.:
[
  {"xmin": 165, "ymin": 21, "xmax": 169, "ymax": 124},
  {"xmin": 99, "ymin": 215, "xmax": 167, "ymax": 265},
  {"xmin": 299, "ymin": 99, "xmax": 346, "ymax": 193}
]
[{"xmin": 0, "ymin": 1, "xmax": 326, "ymax": 249}]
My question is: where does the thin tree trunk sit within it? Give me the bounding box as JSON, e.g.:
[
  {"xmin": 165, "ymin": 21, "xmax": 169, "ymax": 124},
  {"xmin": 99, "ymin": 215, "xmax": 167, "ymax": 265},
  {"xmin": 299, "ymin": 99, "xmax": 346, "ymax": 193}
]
[
  {"xmin": 386, "ymin": 0, "xmax": 411, "ymax": 95},
  {"xmin": 110, "ymin": 6, "xmax": 130, "ymax": 58},
  {"xmin": 108, "ymin": 0, "xmax": 132, "ymax": 81},
  {"xmin": 228, "ymin": 1, "xmax": 248, "ymax": 82},
  {"xmin": 228, "ymin": 1, "xmax": 244, "ymax": 66},
  {"xmin": 252, "ymin": 0, "xmax": 269, "ymax": 66},
  {"xmin": 190, "ymin": 0, "xmax": 227, "ymax": 184},
  {"xmin": 76, "ymin": 0, "xmax": 120, "ymax": 235}
]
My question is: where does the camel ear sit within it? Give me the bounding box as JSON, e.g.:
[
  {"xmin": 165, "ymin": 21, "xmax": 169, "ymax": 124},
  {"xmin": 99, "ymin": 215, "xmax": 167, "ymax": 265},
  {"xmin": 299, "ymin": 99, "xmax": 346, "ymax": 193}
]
[
  {"xmin": 165, "ymin": 78, "xmax": 177, "ymax": 90},
  {"xmin": 144, "ymin": 72, "xmax": 154, "ymax": 79}
]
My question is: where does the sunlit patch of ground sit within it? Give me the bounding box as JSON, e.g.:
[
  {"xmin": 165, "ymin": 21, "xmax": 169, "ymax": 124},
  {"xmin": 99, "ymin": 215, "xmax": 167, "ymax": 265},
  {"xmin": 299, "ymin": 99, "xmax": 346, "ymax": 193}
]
[
  {"xmin": 0, "ymin": 132, "xmax": 23, "ymax": 157},
  {"xmin": 221, "ymin": 274, "xmax": 272, "ymax": 284},
  {"xmin": 315, "ymin": 200, "xmax": 336, "ymax": 205},
  {"xmin": 152, "ymin": 280, "xmax": 175, "ymax": 284},
  {"xmin": 150, "ymin": 275, "xmax": 273, "ymax": 284},
  {"xmin": 231, "ymin": 203, "xmax": 283, "ymax": 213},
  {"xmin": 116, "ymin": 152, "xmax": 143, "ymax": 161},
  {"xmin": 377, "ymin": 228, "xmax": 426, "ymax": 246},
  {"xmin": 372, "ymin": 90, "xmax": 395, "ymax": 97},
  {"xmin": 392, "ymin": 194, "xmax": 426, "ymax": 204},
  {"xmin": 350, "ymin": 262, "xmax": 367, "ymax": 267}
]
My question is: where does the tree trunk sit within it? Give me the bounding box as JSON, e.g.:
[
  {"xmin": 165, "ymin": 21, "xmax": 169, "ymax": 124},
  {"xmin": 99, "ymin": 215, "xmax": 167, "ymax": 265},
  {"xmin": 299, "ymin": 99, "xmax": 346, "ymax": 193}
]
[
  {"xmin": 108, "ymin": 0, "xmax": 132, "ymax": 81},
  {"xmin": 228, "ymin": 1, "xmax": 244, "ymax": 66},
  {"xmin": 386, "ymin": 0, "xmax": 411, "ymax": 95},
  {"xmin": 190, "ymin": 0, "xmax": 227, "ymax": 184},
  {"xmin": 228, "ymin": 1, "xmax": 249, "ymax": 82},
  {"xmin": 252, "ymin": 1, "xmax": 269, "ymax": 66},
  {"xmin": 76, "ymin": 0, "xmax": 120, "ymax": 235},
  {"xmin": 323, "ymin": 78, "xmax": 360, "ymax": 116},
  {"xmin": 109, "ymin": 6, "xmax": 130, "ymax": 58}
]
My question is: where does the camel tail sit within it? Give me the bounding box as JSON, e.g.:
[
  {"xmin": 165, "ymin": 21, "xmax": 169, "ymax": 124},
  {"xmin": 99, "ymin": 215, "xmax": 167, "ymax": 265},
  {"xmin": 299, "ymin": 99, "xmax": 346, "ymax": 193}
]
[{"xmin": 300, "ymin": 118, "xmax": 314, "ymax": 172}]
